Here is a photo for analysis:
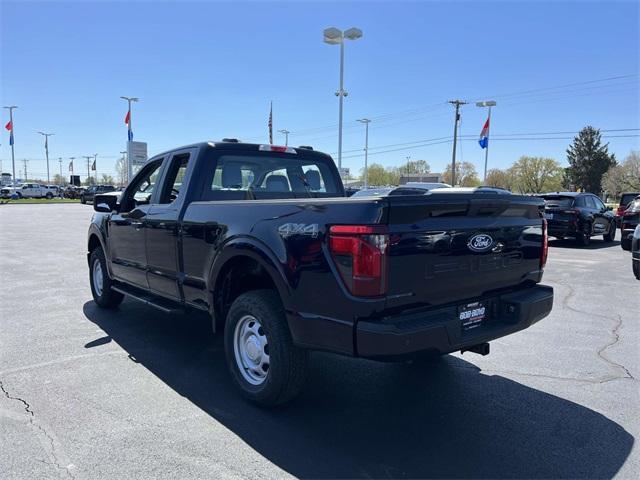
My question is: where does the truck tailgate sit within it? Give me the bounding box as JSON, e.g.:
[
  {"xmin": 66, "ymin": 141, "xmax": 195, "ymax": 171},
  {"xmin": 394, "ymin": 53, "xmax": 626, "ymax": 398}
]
[{"xmin": 384, "ymin": 193, "xmax": 545, "ymax": 311}]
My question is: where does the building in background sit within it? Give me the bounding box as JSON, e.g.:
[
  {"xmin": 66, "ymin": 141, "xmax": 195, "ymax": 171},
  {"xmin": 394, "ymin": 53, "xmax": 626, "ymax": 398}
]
[{"xmin": 399, "ymin": 173, "xmax": 443, "ymax": 185}]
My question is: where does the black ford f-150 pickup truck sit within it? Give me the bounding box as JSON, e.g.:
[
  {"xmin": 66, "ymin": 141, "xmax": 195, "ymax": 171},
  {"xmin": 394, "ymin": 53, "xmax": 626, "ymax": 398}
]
[{"xmin": 87, "ymin": 140, "xmax": 553, "ymax": 405}]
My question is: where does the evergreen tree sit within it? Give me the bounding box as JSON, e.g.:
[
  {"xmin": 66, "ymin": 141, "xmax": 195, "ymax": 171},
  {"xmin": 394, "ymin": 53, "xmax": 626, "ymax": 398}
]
[{"xmin": 565, "ymin": 126, "xmax": 616, "ymax": 193}]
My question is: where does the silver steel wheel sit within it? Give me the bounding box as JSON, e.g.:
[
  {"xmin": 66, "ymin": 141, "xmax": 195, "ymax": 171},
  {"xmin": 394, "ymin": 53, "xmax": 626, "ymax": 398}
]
[
  {"xmin": 233, "ymin": 314, "xmax": 270, "ymax": 386},
  {"xmin": 92, "ymin": 258, "xmax": 104, "ymax": 297}
]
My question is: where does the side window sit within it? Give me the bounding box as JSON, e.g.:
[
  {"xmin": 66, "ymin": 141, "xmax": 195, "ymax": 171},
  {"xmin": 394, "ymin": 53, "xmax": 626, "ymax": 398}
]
[
  {"xmin": 574, "ymin": 197, "xmax": 585, "ymax": 207},
  {"xmin": 592, "ymin": 196, "xmax": 605, "ymax": 210},
  {"xmin": 584, "ymin": 196, "xmax": 596, "ymax": 209},
  {"xmin": 159, "ymin": 153, "xmax": 190, "ymax": 204},
  {"xmin": 120, "ymin": 159, "xmax": 164, "ymax": 212}
]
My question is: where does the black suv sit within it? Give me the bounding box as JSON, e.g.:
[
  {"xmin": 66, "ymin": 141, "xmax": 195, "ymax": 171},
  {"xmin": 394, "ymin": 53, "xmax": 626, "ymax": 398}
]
[
  {"xmin": 81, "ymin": 185, "xmax": 116, "ymax": 204},
  {"xmin": 620, "ymin": 196, "xmax": 640, "ymax": 251},
  {"xmin": 539, "ymin": 192, "xmax": 616, "ymax": 246}
]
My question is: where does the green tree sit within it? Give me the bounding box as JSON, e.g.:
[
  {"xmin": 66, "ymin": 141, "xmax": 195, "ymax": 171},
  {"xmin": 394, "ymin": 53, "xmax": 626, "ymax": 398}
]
[
  {"xmin": 400, "ymin": 159, "xmax": 430, "ymax": 175},
  {"xmin": 484, "ymin": 167, "xmax": 518, "ymax": 191},
  {"xmin": 101, "ymin": 173, "xmax": 115, "ymax": 185},
  {"xmin": 52, "ymin": 174, "xmax": 68, "ymax": 186},
  {"xmin": 442, "ymin": 162, "xmax": 480, "ymax": 187},
  {"xmin": 566, "ymin": 126, "xmax": 616, "ymax": 193},
  {"xmin": 363, "ymin": 163, "xmax": 390, "ymax": 186},
  {"xmin": 83, "ymin": 176, "xmax": 96, "ymax": 186},
  {"xmin": 512, "ymin": 156, "xmax": 563, "ymax": 193},
  {"xmin": 115, "ymin": 156, "xmax": 127, "ymax": 186},
  {"xmin": 601, "ymin": 150, "xmax": 640, "ymax": 198}
]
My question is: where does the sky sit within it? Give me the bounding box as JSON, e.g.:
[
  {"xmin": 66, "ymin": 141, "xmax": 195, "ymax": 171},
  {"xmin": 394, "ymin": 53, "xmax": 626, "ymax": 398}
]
[{"xmin": 1, "ymin": 0, "xmax": 639, "ymax": 182}]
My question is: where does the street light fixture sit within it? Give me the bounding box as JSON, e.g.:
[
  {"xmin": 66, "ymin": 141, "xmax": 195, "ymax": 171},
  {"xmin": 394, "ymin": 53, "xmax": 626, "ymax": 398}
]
[
  {"xmin": 357, "ymin": 119, "xmax": 371, "ymax": 188},
  {"xmin": 476, "ymin": 100, "xmax": 497, "ymax": 182},
  {"xmin": 37, "ymin": 131, "xmax": 54, "ymax": 185},
  {"xmin": 278, "ymin": 129, "xmax": 290, "ymax": 146},
  {"xmin": 323, "ymin": 26, "xmax": 363, "ymax": 175}
]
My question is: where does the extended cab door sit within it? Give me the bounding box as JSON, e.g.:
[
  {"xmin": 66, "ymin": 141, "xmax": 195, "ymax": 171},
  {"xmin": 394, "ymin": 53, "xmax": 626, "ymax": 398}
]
[
  {"xmin": 145, "ymin": 149, "xmax": 196, "ymax": 300},
  {"xmin": 107, "ymin": 158, "xmax": 164, "ymax": 289}
]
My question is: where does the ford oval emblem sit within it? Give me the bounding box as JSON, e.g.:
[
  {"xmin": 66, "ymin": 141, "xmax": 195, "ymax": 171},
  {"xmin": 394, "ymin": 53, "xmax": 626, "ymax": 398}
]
[{"xmin": 468, "ymin": 234, "xmax": 494, "ymax": 252}]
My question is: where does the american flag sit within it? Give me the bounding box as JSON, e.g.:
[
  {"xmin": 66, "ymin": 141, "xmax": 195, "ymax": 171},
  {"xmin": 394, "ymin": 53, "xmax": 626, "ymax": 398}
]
[{"xmin": 268, "ymin": 101, "xmax": 273, "ymax": 144}]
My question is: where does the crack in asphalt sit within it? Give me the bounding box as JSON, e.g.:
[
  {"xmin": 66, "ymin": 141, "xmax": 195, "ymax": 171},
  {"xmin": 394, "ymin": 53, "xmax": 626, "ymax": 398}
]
[
  {"xmin": 560, "ymin": 282, "xmax": 635, "ymax": 381},
  {"xmin": 0, "ymin": 380, "xmax": 76, "ymax": 479}
]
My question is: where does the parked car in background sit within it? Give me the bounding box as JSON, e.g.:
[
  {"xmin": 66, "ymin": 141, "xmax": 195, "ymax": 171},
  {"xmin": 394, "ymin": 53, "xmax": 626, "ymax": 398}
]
[
  {"xmin": 538, "ymin": 192, "xmax": 616, "ymax": 246},
  {"xmin": 63, "ymin": 186, "xmax": 85, "ymax": 199},
  {"xmin": 620, "ymin": 195, "xmax": 640, "ymax": 251},
  {"xmin": 81, "ymin": 185, "xmax": 116, "ymax": 204},
  {"xmin": 615, "ymin": 192, "xmax": 640, "ymax": 225},
  {"xmin": 45, "ymin": 185, "xmax": 63, "ymax": 198},
  {"xmin": 351, "ymin": 186, "xmax": 430, "ymax": 197},
  {"xmin": 632, "ymin": 225, "xmax": 640, "ymax": 280},
  {"xmin": 404, "ymin": 181, "xmax": 452, "ymax": 190},
  {"xmin": 17, "ymin": 183, "xmax": 58, "ymax": 199}
]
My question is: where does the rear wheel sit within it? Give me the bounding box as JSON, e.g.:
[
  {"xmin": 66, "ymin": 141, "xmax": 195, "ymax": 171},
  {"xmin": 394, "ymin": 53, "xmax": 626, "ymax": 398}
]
[
  {"xmin": 576, "ymin": 223, "xmax": 591, "ymax": 247},
  {"xmin": 80, "ymin": 196, "xmax": 86, "ymax": 204},
  {"xmin": 621, "ymin": 237, "xmax": 632, "ymax": 251},
  {"xmin": 46, "ymin": 192, "xmax": 53, "ymax": 199},
  {"xmin": 603, "ymin": 222, "xmax": 616, "ymax": 242},
  {"xmin": 89, "ymin": 247, "xmax": 124, "ymax": 308},
  {"xmin": 224, "ymin": 290, "xmax": 308, "ymax": 406}
]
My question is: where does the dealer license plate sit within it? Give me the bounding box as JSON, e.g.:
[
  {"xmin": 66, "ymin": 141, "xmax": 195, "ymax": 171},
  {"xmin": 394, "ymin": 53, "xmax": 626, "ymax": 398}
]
[
  {"xmin": 544, "ymin": 213, "xmax": 554, "ymax": 220},
  {"xmin": 459, "ymin": 301, "xmax": 486, "ymax": 331}
]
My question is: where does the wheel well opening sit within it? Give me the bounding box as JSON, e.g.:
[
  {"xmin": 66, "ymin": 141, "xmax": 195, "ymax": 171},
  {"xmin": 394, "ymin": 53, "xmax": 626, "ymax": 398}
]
[
  {"xmin": 88, "ymin": 235, "xmax": 101, "ymax": 255},
  {"xmin": 214, "ymin": 256, "xmax": 279, "ymax": 330}
]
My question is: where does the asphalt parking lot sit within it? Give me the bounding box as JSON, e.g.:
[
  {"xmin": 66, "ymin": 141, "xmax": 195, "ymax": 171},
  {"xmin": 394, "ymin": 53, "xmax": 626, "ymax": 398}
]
[{"xmin": 1, "ymin": 203, "xmax": 638, "ymax": 479}]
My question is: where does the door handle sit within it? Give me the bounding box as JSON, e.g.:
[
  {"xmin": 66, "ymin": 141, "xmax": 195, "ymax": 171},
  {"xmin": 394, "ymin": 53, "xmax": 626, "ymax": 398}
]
[{"xmin": 131, "ymin": 220, "xmax": 144, "ymax": 230}]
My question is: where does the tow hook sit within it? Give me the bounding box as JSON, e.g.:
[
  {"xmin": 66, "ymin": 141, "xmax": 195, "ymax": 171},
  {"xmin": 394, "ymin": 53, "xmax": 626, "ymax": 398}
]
[{"xmin": 461, "ymin": 342, "xmax": 490, "ymax": 356}]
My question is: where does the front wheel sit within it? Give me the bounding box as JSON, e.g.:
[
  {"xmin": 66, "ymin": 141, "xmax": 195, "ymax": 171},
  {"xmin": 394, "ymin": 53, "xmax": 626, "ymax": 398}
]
[
  {"xmin": 80, "ymin": 196, "xmax": 86, "ymax": 204},
  {"xmin": 621, "ymin": 237, "xmax": 632, "ymax": 251},
  {"xmin": 603, "ymin": 222, "xmax": 616, "ymax": 242},
  {"xmin": 224, "ymin": 290, "xmax": 308, "ymax": 406},
  {"xmin": 89, "ymin": 247, "xmax": 124, "ymax": 308},
  {"xmin": 46, "ymin": 192, "xmax": 53, "ymax": 199}
]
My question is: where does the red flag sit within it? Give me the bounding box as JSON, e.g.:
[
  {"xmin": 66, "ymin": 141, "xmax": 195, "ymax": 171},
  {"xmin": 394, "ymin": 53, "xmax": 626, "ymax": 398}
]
[
  {"xmin": 124, "ymin": 110, "xmax": 130, "ymax": 125},
  {"xmin": 4, "ymin": 121, "xmax": 12, "ymax": 131}
]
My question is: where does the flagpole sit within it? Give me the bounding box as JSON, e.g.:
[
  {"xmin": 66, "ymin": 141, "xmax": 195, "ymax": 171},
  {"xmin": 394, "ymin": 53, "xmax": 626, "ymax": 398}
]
[
  {"xmin": 3, "ymin": 106, "xmax": 17, "ymax": 185},
  {"xmin": 483, "ymin": 106, "xmax": 492, "ymax": 182}
]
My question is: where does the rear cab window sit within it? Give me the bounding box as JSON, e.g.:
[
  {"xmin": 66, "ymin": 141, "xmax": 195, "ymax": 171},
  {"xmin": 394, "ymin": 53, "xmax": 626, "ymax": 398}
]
[{"xmin": 203, "ymin": 149, "xmax": 342, "ymax": 201}]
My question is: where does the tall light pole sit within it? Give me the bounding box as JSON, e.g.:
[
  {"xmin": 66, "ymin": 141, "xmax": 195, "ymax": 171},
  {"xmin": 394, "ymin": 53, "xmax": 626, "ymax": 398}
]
[
  {"xmin": 323, "ymin": 26, "xmax": 363, "ymax": 176},
  {"xmin": 22, "ymin": 158, "xmax": 28, "ymax": 181},
  {"xmin": 119, "ymin": 151, "xmax": 127, "ymax": 187},
  {"xmin": 58, "ymin": 158, "xmax": 63, "ymax": 184},
  {"xmin": 37, "ymin": 132, "xmax": 54, "ymax": 185},
  {"xmin": 3, "ymin": 106, "xmax": 17, "ymax": 185},
  {"xmin": 83, "ymin": 155, "xmax": 93, "ymax": 185},
  {"xmin": 357, "ymin": 118, "xmax": 371, "ymax": 188},
  {"xmin": 120, "ymin": 96, "xmax": 138, "ymax": 182},
  {"xmin": 93, "ymin": 153, "xmax": 98, "ymax": 184},
  {"xmin": 448, "ymin": 100, "xmax": 467, "ymax": 186},
  {"xmin": 278, "ymin": 129, "xmax": 290, "ymax": 146},
  {"xmin": 476, "ymin": 100, "xmax": 496, "ymax": 182}
]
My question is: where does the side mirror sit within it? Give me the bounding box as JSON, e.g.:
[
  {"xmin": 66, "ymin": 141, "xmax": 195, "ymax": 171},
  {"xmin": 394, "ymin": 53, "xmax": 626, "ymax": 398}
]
[
  {"xmin": 94, "ymin": 193, "xmax": 118, "ymax": 213},
  {"xmin": 606, "ymin": 206, "xmax": 613, "ymax": 211}
]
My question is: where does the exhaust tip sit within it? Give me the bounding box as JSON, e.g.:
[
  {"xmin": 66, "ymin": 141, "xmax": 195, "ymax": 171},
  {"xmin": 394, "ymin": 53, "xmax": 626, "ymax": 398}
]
[{"xmin": 461, "ymin": 342, "xmax": 490, "ymax": 356}]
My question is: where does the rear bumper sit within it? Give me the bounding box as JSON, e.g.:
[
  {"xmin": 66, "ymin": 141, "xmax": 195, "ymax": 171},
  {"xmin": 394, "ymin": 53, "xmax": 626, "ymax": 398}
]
[{"xmin": 356, "ymin": 285, "xmax": 554, "ymax": 358}]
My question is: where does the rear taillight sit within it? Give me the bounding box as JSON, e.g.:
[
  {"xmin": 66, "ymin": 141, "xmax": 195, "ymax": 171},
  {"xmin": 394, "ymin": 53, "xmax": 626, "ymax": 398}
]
[
  {"xmin": 329, "ymin": 225, "xmax": 389, "ymax": 297},
  {"xmin": 616, "ymin": 206, "xmax": 626, "ymax": 216},
  {"xmin": 541, "ymin": 219, "xmax": 548, "ymax": 269}
]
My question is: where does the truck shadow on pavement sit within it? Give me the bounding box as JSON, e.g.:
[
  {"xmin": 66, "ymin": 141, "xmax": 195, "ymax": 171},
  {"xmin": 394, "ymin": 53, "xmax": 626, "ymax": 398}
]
[
  {"xmin": 83, "ymin": 300, "xmax": 633, "ymax": 479},
  {"xmin": 549, "ymin": 238, "xmax": 621, "ymax": 250}
]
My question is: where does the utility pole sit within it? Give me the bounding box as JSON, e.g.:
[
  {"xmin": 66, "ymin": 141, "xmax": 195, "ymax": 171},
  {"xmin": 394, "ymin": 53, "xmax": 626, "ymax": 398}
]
[
  {"xmin": 3, "ymin": 106, "xmax": 17, "ymax": 185},
  {"xmin": 357, "ymin": 118, "xmax": 371, "ymax": 188},
  {"xmin": 119, "ymin": 151, "xmax": 127, "ymax": 187},
  {"xmin": 448, "ymin": 100, "xmax": 467, "ymax": 186},
  {"xmin": 278, "ymin": 129, "xmax": 290, "ymax": 146},
  {"xmin": 83, "ymin": 156, "xmax": 92, "ymax": 185},
  {"xmin": 22, "ymin": 158, "xmax": 28, "ymax": 181},
  {"xmin": 37, "ymin": 132, "xmax": 54, "ymax": 185},
  {"xmin": 58, "ymin": 158, "xmax": 63, "ymax": 184}
]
